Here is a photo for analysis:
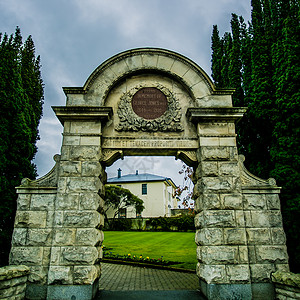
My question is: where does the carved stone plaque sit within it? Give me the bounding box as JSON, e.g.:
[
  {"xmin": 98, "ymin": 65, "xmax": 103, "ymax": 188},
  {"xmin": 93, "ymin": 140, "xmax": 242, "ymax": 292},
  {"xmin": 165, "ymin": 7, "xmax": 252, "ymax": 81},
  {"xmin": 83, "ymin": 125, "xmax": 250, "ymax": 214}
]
[{"xmin": 132, "ymin": 87, "xmax": 167, "ymax": 119}]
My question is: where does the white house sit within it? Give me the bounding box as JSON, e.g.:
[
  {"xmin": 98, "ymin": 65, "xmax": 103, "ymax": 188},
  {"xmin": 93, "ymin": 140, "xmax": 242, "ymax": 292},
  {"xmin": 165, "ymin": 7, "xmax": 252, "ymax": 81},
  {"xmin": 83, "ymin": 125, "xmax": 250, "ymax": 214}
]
[{"xmin": 106, "ymin": 169, "xmax": 178, "ymax": 218}]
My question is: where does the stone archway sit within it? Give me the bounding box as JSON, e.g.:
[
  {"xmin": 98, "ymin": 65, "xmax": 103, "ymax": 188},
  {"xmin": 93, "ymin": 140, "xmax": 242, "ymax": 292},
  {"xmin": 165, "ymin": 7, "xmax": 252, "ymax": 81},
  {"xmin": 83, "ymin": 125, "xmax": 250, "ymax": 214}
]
[{"xmin": 10, "ymin": 48, "xmax": 289, "ymax": 300}]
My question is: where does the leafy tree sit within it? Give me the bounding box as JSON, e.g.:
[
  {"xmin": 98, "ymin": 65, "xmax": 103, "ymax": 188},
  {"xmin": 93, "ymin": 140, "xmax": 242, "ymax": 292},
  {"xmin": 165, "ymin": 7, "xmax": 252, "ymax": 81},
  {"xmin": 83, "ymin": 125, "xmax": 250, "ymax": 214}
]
[
  {"xmin": 104, "ymin": 185, "xmax": 144, "ymax": 226},
  {"xmin": 0, "ymin": 27, "xmax": 43, "ymax": 266},
  {"xmin": 211, "ymin": 0, "xmax": 300, "ymax": 271}
]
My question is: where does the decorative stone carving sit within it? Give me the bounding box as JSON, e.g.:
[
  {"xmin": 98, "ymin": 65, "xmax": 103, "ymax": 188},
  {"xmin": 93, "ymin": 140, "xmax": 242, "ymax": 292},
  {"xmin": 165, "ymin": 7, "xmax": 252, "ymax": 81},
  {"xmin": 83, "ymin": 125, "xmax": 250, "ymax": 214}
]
[
  {"xmin": 101, "ymin": 150, "xmax": 123, "ymax": 167},
  {"xmin": 116, "ymin": 84, "xmax": 183, "ymax": 132},
  {"xmin": 20, "ymin": 155, "xmax": 60, "ymax": 188},
  {"xmin": 239, "ymin": 155, "xmax": 277, "ymax": 187},
  {"xmin": 176, "ymin": 151, "xmax": 197, "ymax": 167}
]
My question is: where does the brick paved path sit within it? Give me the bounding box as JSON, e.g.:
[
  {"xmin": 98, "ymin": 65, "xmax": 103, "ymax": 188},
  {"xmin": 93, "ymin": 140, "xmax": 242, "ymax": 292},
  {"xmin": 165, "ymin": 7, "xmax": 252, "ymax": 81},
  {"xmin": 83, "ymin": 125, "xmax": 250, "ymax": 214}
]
[{"xmin": 99, "ymin": 263, "xmax": 199, "ymax": 291}]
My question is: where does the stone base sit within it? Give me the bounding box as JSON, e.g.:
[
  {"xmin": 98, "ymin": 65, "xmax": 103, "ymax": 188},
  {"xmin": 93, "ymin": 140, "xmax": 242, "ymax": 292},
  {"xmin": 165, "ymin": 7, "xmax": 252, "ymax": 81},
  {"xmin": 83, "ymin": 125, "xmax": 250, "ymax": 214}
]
[
  {"xmin": 199, "ymin": 280, "xmax": 275, "ymax": 300},
  {"xmin": 199, "ymin": 280, "xmax": 252, "ymax": 300},
  {"xmin": 47, "ymin": 280, "xmax": 99, "ymax": 300},
  {"xmin": 26, "ymin": 280, "xmax": 99, "ymax": 300},
  {"xmin": 26, "ymin": 284, "xmax": 48, "ymax": 300}
]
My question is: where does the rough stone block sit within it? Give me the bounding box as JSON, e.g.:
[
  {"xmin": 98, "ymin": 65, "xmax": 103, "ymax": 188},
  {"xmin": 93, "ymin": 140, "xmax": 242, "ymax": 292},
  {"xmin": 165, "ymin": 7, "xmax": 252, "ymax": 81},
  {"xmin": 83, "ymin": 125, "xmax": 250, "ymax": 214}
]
[
  {"xmin": 70, "ymin": 121, "xmax": 101, "ymax": 135},
  {"xmin": 271, "ymin": 228, "xmax": 287, "ymax": 245},
  {"xmin": 224, "ymin": 228, "xmax": 247, "ymax": 245},
  {"xmin": 61, "ymin": 246, "xmax": 99, "ymax": 265},
  {"xmin": 199, "ymin": 246, "xmax": 239, "ymax": 264},
  {"xmin": 9, "ymin": 247, "xmax": 43, "ymax": 265},
  {"xmin": 59, "ymin": 161, "xmax": 81, "ymax": 176},
  {"xmin": 199, "ymin": 137, "xmax": 220, "ymax": 146},
  {"xmin": 53, "ymin": 228, "xmax": 76, "ymax": 246},
  {"xmin": 194, "ymin": 212, "xmax": 204, "ymax": 229},
  {"xmin": 69, "ymin": 146, "xmax": 101, "ymax": 161},
  {"xmin": 16, "ymin": 194, "xmax": 31, "ymax": 210},
  {"xmin": 195, "ymin": 228, "xmax": 223, "ymax": 246},
  {"xmin": 266, "ymin": 194, "xmax": 281, "ymax": 210},
  {"xmin": 48, "ymin": 266, "xmax": 73, "ymax": 285},
  {"xmin": 73, "ymin": 265, "xmax": 101, "ymax": 285},
  {"xmin": 79, "ymin": 192, "xmax": 103, "ymax": 210},
  {"xmin": 53, "ymin": 211, "xmax": 64, "ymax": 227},
  {"xmin": 256, "ymin": 246, "xmax": 289, "ymax": 264},
  {"xmin": 250, "ymin": 211, "xmax": 270, "ymax": 227},
  {"xmin": 63, "ymin": 211, "xmax": 102, "ymax": 228},
  {"xmin": 244, "ymin": 211, "xmax": 252, "ymax": 227},
  {"xmin": 235, "ymin": 210, "xmax": 246, "ymax": 227},
  {"xmin": 80, "ymin": 136, "xmax": 101, "ymax": 146},
  {"xmin": 56, "ymin": 193, "xmax": 79, "ymax": 210},
  {"xmin": 30, "ymin": 194, "xmax": 56, "ymax": 211},
  {"xmin": 197, "ymin": 123, "xmax": 230, "ymax": 136},
  {"xmin": 238, "ymin": 246, "xmax": 249, "ymax": 264},
  {"xmin": 247, "ymin": 246, "xmax": 257, "ymax": 264},
  {"xmin": 14, "ymin": 211, "xmax": 47, "ymax": 228},
  {"xmin": 76, "ymin": 228, "xmax": 103, "ymax": 246},
  {"xmin": 202, "ymin": 193, "xmax": 221, "ymax": 210},
  {"xmin": 201, "ymin": 162, "xmax": 218, "ymax": 176},
  {"xmin": 201, "ymin": 146, "xmax": 230, "ymax": 161},
  {"xmin": 27, "ymin": 229, "xmax": 52, "ymax": 246},
  {"xmin": 28, "ymin": 266, "xmax": 48, "ymax": 284},
  {"xmin": 219, "ymin": 162, "xmax": 239, "ymax": 176},
  {"xmin": 222, "ymin": 194, "xmax": 243, "ymax": 209},
  {"xmin": 243, "ymin": 194, "xmax": 267, "ymax": 210},
  {"xmin": 250, "ymin": 264, "xmax": 276, "ymax": 282},
  {"xmin": 246, "ymin": 228, "xmax": 272, "ymax": 245},
  {"xmin": 65, "ymin": 177, "xmax": 102, "ymax": 193},
  {"xmin": 219, "ymin": 137, "xmax": 237, "ymax": 147},
  {"xmin": 204, "ymin": 210, "xmax": 236, "ymax": 228},
  {"xmin": 11, "ymin": 228, "xmax": 27, "ymax": 246},
  {"xmin": 63, "ymin": 135, "xmax": 80, "ymax": 146},
  {"xmin": 197, "ymin": 263, "xmax": 227, "ymax": 284},
  {"xmin": 82, "ymin": 161, "xmax": 101, "ymax": 176},
  {"xmin": 226, "ymin": 265, "xmax": 250, "ymax": 283},
  {"xmin": 201, "ymin": 177, "xmax": 232, "ymax": 191}
]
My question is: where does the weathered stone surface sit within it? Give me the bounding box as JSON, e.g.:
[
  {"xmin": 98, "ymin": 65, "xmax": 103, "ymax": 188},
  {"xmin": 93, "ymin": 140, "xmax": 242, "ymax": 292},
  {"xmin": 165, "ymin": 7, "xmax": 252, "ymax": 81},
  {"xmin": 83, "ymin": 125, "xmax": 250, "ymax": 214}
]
[
  {"xmin": 63, "ymin": 211, "xmax": 102, "ymax": 228},
  {"xmin": 202, "ymin": 193, "xmax": 221, "ymax": 210},
  {"xmin": 11, "ymin": 228, "xmax": 27, "ymax": 246},
  {"xmin": 48, "ymin": 266, "xmax": 72, "ymax": 285},
  {"xmin": 75, "ymin": 228, "xmax": 103, "ymax": 246},
  {"xmin": 201, "ymin": 177, "xmax": 232, "ymax": 191},
  {"xmin": 53, "ymin": 228, "xmax": 76, "ymax": 246},
  {"xmin": 266, "ymin": 194, "xmax": 281, "ymax": 210},
  {"xmin": 251, "ymin": 211, "xmax": 282, "ymax": 228},
  {"xmin": 256, "ymin": 246, "xmax": 289, "ymax": 263},
  {"xmin": 198, "ymin": 246, "xmax": 239, "ymax": 264},
  {"xmin": 201, "ymin": 146, "xmax": 230, "ymax": 161},
  {"xmin": 69, "ymin": 146, "xmax": 101, "ymax": 161},
  {"xmin": 197, "ymin": 263, "xmax": 227, "ymax": 284},
  {"xmin": 79, "ymin": 192, "xmax": 103, "ymax": 210},
  {"xmin": 238, "ymin": 246, "xmax": 249, "ymax": 264},
  {"xmin": 82, "ymin": 161, "xmax": 101, "ymax": 176},
  {"xmin": 14, "ymin": 211, "xmax": 47, "ymax": 228},
  {"xmin": 200, "ymin": 162, "xmax": 218, "ymax": 176},
  {"xmin": 27, "ymin": 266, "xmax": 48, "ymax": 284},
  {"xmin": 246, "ymin": 228, "xmax": 272, "ymax": 245},
  {"xmin": 222, "ymin": 194, "xmax": 243, "ymax": 209},
  {"xmin": 250, "ymin": 264, "xmax": 275, "ymax": 282},
  {"xmin": 0, "ymin": 265, "xmax": 29, "ymax": 281},
  {"xmin": 30, "ymin": 194, "xmax": 56, "ymax": 211},
  {"xmin": 272, "ymin": 271, "xmax": 300, "ymax": 288},
  {"xmin": 235, "ymin": 210, "xmax": 246, "ymax": 227},
  {"xmin": 65, "ymin": 177, "xmax": 102, "ymax": 193},
  {"xmin": 59, "ymin": 161, "xmax": 81, "ymax": 176},
  {"xmin": 243, "ymin": 194, "xmax": 267, "ymax": 210},
  {"xmin": 195, "ymin": 228, "xmax": 223, "ymax": 246},
  {"xmin": 61, "ymin": 246, "xmax": 100, "ymax": 265},
  {"xmin": 73, "ymin": 265, "xmax": 101, "ymax": 284},
  {"xmin": 9, "ymin": 247, "xmax": 43, "ymax": 265},
  {"xmin": 16, "ymin": 194, "xmax": 31, "ymax": 210},
  {"xmin": 55, "ymin": 193, "xmax": 79, "ymax": 210},
  {"xmin": 204, "ymin": 210, "xmax": 236, "ymax": 228},
  {"xmin": 224, "ymin": 228, "xmax": 247, "ymax": 245},
  {"xmin": 219, "ymin": 162, "xmax": 239, "ymax": 176},
  {"xmin": 27, "ymin": 229, "xmax": 52, "ymax": 246},
  {"xmin": 226, "ymin": 265, "xmax": 250, "ymax": 283},
  {"xmin": 271, "ymin": 228, "xmax": 287, "ymax": 245}
]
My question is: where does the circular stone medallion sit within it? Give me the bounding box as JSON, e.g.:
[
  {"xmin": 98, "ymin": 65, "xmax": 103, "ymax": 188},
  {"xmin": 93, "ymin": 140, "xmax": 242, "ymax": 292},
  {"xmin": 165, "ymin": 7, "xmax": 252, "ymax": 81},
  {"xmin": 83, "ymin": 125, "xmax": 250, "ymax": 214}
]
[{"xmin": 132, "ymin": 87, "xmax": 168, "ymax": 120}]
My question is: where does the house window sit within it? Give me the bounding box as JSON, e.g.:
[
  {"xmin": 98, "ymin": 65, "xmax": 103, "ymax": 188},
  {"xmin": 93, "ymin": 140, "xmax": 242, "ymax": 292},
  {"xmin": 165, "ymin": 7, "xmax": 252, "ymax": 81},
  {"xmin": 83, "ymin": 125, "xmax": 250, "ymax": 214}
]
[
  {"xmin": 142, "ymin": 183, "xmax": 147, "ymax": 195},
  {"xmin": 119, "ymin": 208, "xmax": 126, "ymax": 218}
]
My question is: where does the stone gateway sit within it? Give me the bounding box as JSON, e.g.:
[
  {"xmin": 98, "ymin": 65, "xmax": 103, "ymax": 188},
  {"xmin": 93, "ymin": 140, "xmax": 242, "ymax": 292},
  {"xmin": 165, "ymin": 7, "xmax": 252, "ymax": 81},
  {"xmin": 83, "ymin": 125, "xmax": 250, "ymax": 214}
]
[{"xmin": 10, "ymin": 48, "xmax": 289, "ymax": 300}]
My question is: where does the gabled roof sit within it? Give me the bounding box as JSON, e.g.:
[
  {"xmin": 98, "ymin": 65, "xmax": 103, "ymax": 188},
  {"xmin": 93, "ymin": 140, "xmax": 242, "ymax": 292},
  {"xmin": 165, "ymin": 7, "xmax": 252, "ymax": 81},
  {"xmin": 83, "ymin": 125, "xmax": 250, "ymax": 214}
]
[{"xmin": 107, "ymin": 173, "xmax": 177, "ymax": 187}]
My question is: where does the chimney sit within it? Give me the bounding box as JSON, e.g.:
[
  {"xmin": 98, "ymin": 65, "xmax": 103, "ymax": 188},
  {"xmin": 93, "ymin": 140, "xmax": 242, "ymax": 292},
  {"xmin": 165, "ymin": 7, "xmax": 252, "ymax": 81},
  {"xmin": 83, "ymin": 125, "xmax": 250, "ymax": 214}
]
[
  {"xmin": 136, "ymin": 170, "xmax": 138, "ymax": 175},
  {"xmin": 117, "ymin": 168, "xmax": 122, "ymax": 178}
]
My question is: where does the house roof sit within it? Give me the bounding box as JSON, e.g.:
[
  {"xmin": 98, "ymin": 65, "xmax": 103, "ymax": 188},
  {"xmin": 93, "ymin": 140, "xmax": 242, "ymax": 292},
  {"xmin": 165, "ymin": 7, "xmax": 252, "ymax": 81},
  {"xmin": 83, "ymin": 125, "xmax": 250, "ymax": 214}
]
[{"xmin": 107, "ymin": 172, "xmax": 177, "ymax": 188}]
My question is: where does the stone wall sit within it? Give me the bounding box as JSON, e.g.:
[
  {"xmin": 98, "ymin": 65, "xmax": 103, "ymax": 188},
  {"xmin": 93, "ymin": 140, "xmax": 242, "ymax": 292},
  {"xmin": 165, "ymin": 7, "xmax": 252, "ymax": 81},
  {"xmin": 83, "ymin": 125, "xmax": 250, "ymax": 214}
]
[
  {"xmin": 0, "ymin": 265, "xmax": 30, "ymax": 300},
  {"xmin": 272, "ymin": 271, "xmax": 300, "ymax": 299}
]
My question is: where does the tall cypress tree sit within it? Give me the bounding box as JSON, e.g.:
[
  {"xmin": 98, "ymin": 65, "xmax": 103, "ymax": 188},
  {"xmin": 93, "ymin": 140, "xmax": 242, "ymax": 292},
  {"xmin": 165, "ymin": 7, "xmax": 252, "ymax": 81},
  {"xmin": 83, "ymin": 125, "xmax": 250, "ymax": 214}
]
[{"xmin": 0, "ymin": 27, "xmax": 44, "ymax": 266}]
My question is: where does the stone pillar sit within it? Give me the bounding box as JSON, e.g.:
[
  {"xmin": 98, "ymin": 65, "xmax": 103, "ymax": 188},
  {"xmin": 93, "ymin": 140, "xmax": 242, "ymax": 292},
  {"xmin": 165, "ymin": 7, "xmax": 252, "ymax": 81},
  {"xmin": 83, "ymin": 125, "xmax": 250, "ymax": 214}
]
[
  {"xmin": 189, "ymin": 108, "xmax": 252, "ymax": 299},
  {"xmin": 47, "ymin": 107, "xmax": 112, "ymax": 299}
]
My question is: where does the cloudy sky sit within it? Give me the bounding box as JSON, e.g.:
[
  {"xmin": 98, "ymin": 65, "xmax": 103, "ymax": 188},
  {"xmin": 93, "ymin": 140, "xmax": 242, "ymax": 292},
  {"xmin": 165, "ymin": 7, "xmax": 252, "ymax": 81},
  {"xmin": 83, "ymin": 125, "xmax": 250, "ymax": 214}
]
[{"xmin": 0, "ymin": 0, "xmax": 251, "ymax": 188}]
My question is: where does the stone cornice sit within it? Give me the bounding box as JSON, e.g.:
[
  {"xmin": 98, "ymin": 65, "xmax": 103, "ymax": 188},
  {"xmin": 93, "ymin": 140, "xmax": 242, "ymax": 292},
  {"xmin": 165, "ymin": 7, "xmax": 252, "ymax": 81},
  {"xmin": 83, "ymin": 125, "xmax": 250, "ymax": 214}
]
[
  {"xmin": 52, "ymin": 106, "xmax": 113, "ymax": 125},
  {"xmin": 62, "ymin": 87, "xmax": 86, "ymax": 95},
  {"xmin": 186, "ymin": 107, "xmax": 247, "ymax": 123}
]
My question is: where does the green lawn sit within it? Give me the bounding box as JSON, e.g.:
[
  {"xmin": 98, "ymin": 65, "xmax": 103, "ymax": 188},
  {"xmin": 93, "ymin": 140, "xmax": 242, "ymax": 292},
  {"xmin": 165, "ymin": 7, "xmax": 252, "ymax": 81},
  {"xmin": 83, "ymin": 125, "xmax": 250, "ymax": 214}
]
[{"xmin": 102, "ymin": 231, "xmax": 197, "ymax": 270}]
